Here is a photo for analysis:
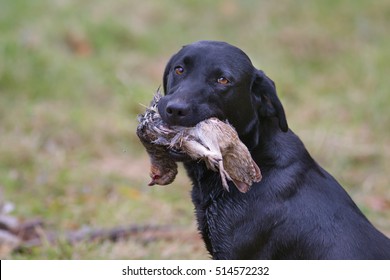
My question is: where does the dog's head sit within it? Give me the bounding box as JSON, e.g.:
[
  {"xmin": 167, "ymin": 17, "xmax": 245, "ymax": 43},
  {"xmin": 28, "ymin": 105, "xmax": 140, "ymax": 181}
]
[{"xmin": 158, "ymin": 40, "xmax": 288, "ymax": 149}]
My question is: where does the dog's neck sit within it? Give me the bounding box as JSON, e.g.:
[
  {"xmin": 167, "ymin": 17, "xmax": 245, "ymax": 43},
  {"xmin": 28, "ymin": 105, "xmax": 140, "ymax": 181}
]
[{"xmin": 252, "ymin": 117, "xmax": 317, "ymax": 172}]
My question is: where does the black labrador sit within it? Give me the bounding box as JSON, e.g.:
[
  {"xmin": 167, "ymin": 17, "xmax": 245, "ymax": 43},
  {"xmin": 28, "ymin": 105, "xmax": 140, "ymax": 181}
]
[{"xmin": 157, "ymin": 40, "xmax": 390, "ymax": 259}]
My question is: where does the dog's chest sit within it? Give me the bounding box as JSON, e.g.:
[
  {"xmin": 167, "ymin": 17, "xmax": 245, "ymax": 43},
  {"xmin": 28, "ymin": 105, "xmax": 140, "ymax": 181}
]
[{"xmin": 192, "ymin": 184, "xmax": 249, "ymax": 258}]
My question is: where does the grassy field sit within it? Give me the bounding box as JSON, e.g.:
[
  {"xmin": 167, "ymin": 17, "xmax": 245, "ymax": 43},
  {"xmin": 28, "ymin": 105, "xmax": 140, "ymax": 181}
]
[{"xmin": 0, "ymin": 0, "xmax": 389, "ymax": 259}]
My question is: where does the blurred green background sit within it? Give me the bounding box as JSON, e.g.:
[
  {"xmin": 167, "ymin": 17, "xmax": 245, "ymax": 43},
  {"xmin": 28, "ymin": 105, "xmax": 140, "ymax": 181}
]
[{"xmin": 0, "ymin": 0, "xmax": 389, "ymax": 259}]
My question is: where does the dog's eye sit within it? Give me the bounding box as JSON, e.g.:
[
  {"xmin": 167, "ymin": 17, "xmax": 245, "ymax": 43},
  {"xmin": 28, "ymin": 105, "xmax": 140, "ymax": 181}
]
[
  {"xmin": 217, "ymin": 77, "xmax": 230, "ymax": 85},
  {"xmin": 174, "ymin": 66, "xmax": 184, "ymax": 75}
]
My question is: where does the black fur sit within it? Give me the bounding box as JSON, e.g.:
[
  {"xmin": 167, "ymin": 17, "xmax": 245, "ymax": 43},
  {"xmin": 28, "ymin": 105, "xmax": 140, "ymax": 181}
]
[{"xmin": 157, "ymin": 40, "xmax": 390, "ymax": 259}]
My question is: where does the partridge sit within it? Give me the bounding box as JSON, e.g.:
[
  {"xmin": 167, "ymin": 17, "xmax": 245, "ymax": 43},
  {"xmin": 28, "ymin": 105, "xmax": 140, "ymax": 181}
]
[{"xmin": 136, "ymin": 90, "xmax": 262, "ymax": 193}]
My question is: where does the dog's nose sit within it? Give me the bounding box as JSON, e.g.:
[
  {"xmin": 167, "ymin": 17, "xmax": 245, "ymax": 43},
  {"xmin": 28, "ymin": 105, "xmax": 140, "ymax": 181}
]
[{"xmin": 165, "ymin": 101, "xmax": 190, "ymax": 119}]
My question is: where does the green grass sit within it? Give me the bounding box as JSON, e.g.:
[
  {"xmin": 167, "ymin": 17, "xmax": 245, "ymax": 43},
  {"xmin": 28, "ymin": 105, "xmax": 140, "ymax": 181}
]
[{"xmin": 1, "ymin": 0, "xmax": 389, "ymax": 259}]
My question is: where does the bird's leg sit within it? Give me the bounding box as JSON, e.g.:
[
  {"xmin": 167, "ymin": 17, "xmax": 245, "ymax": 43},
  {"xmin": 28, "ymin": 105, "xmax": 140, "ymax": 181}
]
[
  {"xmin": 181, "ymin": 140, "xmax": 222, "ymax": 171},
  {"xmin": 204, "ymin": 151, "xmax": 222, "ymax": 171},
  {"xmin": 218, "ymin": 160, "xmax": 232, "ymax": 191},
  {"xmin": 179, "ymin": 137, "xmax": 232, "ymax": 192}
]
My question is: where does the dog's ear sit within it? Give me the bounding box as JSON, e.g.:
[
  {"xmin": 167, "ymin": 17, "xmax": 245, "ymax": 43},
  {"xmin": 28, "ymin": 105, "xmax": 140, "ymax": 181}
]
[{"xmin": 251, "ymin": 70, "xmax": 288, "ymax": 132}]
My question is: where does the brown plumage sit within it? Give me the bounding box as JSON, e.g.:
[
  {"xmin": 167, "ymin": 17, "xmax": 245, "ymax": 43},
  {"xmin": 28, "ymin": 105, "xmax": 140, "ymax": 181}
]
[
  {"xmin": 136, "ymin": 91, "xmax": 178, "ymax": 186},
  {"xmin": 136, "ymin": 90, "xmax": 262, "ymax": 193}
]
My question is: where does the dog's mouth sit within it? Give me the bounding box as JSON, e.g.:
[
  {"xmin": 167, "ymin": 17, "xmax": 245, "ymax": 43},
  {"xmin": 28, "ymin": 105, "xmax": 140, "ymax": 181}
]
[{"xmin": 157, "ymin": 121, "xmax": 192, "ymax": 161}]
